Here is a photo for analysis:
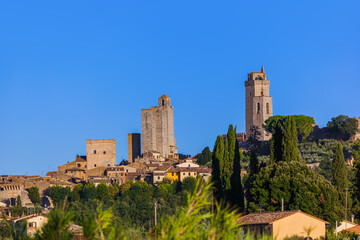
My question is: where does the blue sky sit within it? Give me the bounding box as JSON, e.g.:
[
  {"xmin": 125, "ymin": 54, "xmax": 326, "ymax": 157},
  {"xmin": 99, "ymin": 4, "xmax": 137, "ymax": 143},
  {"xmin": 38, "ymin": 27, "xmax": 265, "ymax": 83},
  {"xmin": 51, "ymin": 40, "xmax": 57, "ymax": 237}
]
[{"xmin": 0, "ymin": 1, "xmax": 359, "ymax": 175}]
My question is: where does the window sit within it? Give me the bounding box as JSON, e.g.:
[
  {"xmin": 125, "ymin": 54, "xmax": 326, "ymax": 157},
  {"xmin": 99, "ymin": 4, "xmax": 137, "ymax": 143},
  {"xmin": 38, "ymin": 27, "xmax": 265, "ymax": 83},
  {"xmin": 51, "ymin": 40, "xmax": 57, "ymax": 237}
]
[
  {"xmin": 162, "ymin": 99, "xmax": 165, "ymax": 106},
  {"xmin": 188, "ymin": 173, "xmax": 190, "ymax": 176},
  {"xmin": 94, "ymin": 164, "xmax": 97, "ymax": 167},
  {"xmin": 77, "ymin": 164, "xmax": 81, "ymax": 168},
  {"xmin": 28, "ymin": 222, "xmax": 36, "ymax": 228},
  {"xmin": 108, "ymin": 164, "xmax": 110, "ymax": 167},
  {"xmin": 261, "ymin": 91, "xmax": 264, "ymax": 96},
  {"xmin": 103, "ymin": 151, "xmax": 106, "ymax": 154},
  {"xmin": 266, "ymin": 102, "xmax": 270, "ymax": 114},
  {"xmin": 71, "ymin": 171, "xmax": 73, "ymax": 173},
  {"xmin": 93, "ymin": 150, "xmax": 96, "ymax": 154},
  {"xmin": 158, "ymin": 176, "xmax": 160, "ymax": 180},
  {"xmin": 183, "ymin": 173, "xmax": 185, "ymax": 175},
  {"xmin": 257, "ymin": 102, "xmax": 260, "ymax": 114}
]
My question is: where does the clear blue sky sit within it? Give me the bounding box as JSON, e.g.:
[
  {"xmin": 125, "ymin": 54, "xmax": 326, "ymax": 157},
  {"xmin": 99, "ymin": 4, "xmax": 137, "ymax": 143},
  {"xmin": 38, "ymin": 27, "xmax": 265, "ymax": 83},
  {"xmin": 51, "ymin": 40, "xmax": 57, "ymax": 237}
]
[{"xmin": 0, "ymin": 1, "xmax": 359, "ymax": 175}]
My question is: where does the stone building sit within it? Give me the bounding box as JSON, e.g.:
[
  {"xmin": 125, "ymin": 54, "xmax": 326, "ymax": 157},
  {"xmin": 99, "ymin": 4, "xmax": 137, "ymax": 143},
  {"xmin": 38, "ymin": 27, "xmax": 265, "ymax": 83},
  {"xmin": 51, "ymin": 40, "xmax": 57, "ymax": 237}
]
[
  {"xmin": 141, "ymin": 95, "xmax": 177, "ymax": 158},
  {"xmin": 128, "ymin": 133, "xmax": 141, "ymax": 162},
  {"xmin": 245, "ymin": 66, "xmax": 273, "ymax": 141},
  {"xmin": 86, "ymin": 139, "xmax": 116, "ymax": 170},
  {"xmin": 354, "ymin": 117, "xmax": 360, "ymax": 140}
]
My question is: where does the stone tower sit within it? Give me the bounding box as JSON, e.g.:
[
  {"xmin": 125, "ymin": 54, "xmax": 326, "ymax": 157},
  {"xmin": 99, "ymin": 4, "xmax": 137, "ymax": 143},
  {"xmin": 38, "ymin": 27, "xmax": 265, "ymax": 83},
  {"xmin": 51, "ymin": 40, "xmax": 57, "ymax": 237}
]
[
  {"xmin": 141, "ymin": 95, "xmax": 177, "ymax": 158},
  {"xmin": 245, "ymin": 66, "xmax": 273, "ymax": 141},
  {"xmin": 128, "ymin": 133, "xmax": 141, "ymax": 162},
  {"xmin": 86, "ymin": 139, "xmax": 116, "ymax": 170}
]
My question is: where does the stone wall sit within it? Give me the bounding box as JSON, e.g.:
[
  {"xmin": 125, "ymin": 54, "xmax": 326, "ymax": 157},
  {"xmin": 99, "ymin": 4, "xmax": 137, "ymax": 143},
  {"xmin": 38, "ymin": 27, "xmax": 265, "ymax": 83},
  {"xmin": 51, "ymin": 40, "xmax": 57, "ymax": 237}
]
[{"xmin": 86, "ymin": 139, "xmax": 116, "ymax": 170}]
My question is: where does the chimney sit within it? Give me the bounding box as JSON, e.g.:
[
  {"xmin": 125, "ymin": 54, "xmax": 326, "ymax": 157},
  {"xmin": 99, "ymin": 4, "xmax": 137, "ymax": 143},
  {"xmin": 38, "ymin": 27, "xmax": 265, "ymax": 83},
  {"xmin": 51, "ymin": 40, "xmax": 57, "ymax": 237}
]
[{"xmin": 351, "ymin": 215, "xmax": 355, "ymax": 223}]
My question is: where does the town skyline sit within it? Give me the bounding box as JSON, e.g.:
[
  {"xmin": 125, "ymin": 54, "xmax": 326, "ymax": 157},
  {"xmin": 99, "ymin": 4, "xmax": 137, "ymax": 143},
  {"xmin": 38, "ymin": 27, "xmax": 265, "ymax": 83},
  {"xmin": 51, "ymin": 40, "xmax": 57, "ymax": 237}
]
[{"xmin": 1, "ymin": 1, "xmax": 359, "ymax": 175}]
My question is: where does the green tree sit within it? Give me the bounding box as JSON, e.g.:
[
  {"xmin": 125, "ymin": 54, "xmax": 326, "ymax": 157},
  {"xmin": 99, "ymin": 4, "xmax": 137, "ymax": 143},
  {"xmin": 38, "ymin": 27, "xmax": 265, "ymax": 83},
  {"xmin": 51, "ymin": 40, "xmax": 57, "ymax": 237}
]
[
  {"xmin": 247, "ymin": 161, "xmax": 343, "ymax": 223},
  {"xmin": 182, "ymin": 177, "xmax": 197, "ymax": 193},
  {"xmin": 230, "ymin": 139, "xmax": 244, "ymax": 210},
  {"xmin": 197, "ymin": 146, "xmax": 212, "ymax": 166},
  {"xmin": 212, "ymin": 135, "xmax": 224, "ymax": 196},
  {"xmin": 49, "ymin": 186, "xmax": 71, "ymax": 206},
  {"xmin": 249, "ymin": 151, "xmax": 259, "ymax": 176},
  {"xmin": 327, "ymin": 115, "xmax": 359, "ymax": 140},
  {"xmin": 82, "ymin": 183, "xmax": 97, "ymax": 201},
  {"xmin": 316, "ymin": 157, "xmax": 332, "ymax": 181},
  {"xmin": 28, "ymin": 186, "xmax": 41, "ymax": 205},
  {"xmin": 282, "ymin": 116, "xmax": 300, "ymax": 162},
  {"xmin": 332, "ymin": 142, "xmax": 347, "ymax": 192},
  {"xmin": 96, "ymin": 182, "xmax": 111, "ymax": 201},
  {"xmin": 264, "ymin": 115, "xmax": 315, "ymax": 141},
  {"xmin": 71, "ymin": 184, "xmax": 83, "ymax": 202},
  {"xmin": 222, "ymin": 125, "xmax": 235, "ymax": 195},
  {"xmin": 270, "ymin": 117, "xmax": 300, "ymax": 162}
]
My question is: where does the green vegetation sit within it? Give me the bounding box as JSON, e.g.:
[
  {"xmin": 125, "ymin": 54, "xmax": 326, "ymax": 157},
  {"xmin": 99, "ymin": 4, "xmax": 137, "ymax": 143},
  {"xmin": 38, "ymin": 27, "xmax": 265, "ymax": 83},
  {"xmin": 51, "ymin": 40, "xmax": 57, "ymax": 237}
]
[
  {"xmin": 327, "ymin": 115, "xmax": 359, "ymax": 141},
  {"xmin": 264, "ymin": 115, "xmax": 315, "ymax": 141},
  {"xmin": 28, "ymin": 186, "xmax": 41, "ymax": 205},
  {"xmin": 197, "ymin": 146, "xmax": 212, "ymax": 167}
]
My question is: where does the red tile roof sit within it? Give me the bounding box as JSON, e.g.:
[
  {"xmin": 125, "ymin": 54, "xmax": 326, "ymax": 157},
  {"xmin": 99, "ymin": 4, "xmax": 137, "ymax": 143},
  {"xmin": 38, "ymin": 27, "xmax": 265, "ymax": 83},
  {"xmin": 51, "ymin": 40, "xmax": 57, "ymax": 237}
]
[
  {"xmin": 344, "ymin": 225, "xmax": 360, "ymax": 234},
  {"xmin": 239, "ymin": 210, "xmax": 329, "ymax": 225}
]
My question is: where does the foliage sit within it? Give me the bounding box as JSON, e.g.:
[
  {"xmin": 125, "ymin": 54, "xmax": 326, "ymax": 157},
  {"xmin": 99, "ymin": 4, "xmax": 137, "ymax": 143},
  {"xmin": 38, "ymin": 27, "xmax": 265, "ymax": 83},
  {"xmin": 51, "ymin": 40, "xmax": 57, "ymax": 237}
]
[
  {"xmin": 249, "ymin": 151, "xmax": 259, "ymax": 176},
  {"xmin": 247, "ymin": 160, "xmax": 343, "ymax": 223},
  {"xmin": 35, "ymin": 206, "xmax": 74, "ymax": 240},
  {"xmin": 212, "ymin": 135, "xmax": 224, "ymax": 197},
  {"xmin": 96, "ymin": 182, "xmax": 111, "ymax": 201},
  {"xmin": 28, "ymin": 186, "xmax": 41, "ymax": 205},
  {"xmin": 49, "ymin": 186, "xmax": 71, "ymax": 206},
  {"xmin": 197, "ymin": 146, "xmax": 212, "ymax": 166},
  {"xmin": 270, "ymin": 116, "xmax": 300, "ymax": 162},
  {"xmin": 81, "ymin": 183, "xmax": 97, "ymax": 201},
  {"xmin": 230, "ymin": 137, "xmax": 244, "ymax": 209},
  {"xmin": 181, "ymin": 177, "xmax": 197, "ymax": 193},
  {"xmin": 11, "ymin": 196, "xmax": 27, "ymax": 218},
  {"xmin": 327, "ymin": 115, "xmax": 359, "ymax": 141},
  {"xmin": 331, "ymin": 142, "xmax": 348, "ymax": 192},
  {"xmin": 264, "ymin": 115, "xmax": 315, "ymax": 141}
]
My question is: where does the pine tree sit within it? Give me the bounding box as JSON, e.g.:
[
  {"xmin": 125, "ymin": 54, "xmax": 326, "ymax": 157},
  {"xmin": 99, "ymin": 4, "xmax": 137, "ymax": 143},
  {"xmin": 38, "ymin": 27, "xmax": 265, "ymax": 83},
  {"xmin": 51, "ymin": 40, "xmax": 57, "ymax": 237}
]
[
  {"xmin": 230, "ymin": 139, "xmax": 244, "ymax": 210},
  {"xmin": 282, "ymin": 116, "xmax": 300, "ymax": 162},
  {"xmin": 212, "ymin": 135, "xmax": 224, "ymax": 196},
  {"xmin": 332, "ymin": 142, "xmax": 347, "ymax": 192}
]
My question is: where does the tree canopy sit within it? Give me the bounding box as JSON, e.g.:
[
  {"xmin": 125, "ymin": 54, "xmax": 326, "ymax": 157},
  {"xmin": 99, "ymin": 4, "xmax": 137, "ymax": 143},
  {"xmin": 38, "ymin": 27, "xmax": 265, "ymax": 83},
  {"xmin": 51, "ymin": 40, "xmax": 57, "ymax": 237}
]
[
  {"xmin": 264, "ymin": 115, "xmax": 315, "ymax": 141},
  {"xmin": 327, "ymin": 115, "xmax": 359, "ymax": 141}
]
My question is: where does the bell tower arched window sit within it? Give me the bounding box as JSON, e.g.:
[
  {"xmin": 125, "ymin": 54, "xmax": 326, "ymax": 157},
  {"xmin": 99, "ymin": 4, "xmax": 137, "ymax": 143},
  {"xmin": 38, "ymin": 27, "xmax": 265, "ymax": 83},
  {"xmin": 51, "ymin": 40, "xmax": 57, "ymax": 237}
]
[
  {"xmin": 257, "ymin": 102, "xmax": 260, "ymax": 114},
  {"xmin": 162, "ymin": 99, "xmax": 165, "ymax": 106},
  {"xmin": 266, "ymin": 103, "xmax": 270, "ymax": 114}
]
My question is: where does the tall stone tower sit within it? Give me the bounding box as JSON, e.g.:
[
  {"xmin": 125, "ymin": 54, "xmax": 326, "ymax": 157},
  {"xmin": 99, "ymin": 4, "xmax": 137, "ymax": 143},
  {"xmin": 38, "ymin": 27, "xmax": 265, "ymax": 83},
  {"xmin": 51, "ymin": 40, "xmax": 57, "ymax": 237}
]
[
  {"xmin": 245, "ymin": 66, "xmax": 273, "ymax": 141},
  {"xmin": 141, "ymin": 95, "xmax": 177, "ymax": 158},
  {"xmin": 86, "ymin": 139, "xmax": 116, "ymax": 170}
]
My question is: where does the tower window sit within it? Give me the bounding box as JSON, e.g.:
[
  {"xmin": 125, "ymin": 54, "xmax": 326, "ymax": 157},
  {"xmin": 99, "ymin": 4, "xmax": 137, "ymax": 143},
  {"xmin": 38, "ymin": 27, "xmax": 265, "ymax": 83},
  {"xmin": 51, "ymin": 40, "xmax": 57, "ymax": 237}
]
[
  {"xmin": 93, "ymin": 150, "xmax": 96, "ymax": 154},
  {"xmin": 266, "ymin": 103, "xmax": 270, "ymax": 114},
  {"xmin": 162, "ymin": 99, "xmax": 165, "ymax": 106},
  {"xmin": 261, "ymin": 91, "xmax": 264, "ymax": 96},
  {"xmin": 94, "ymin": 164, "xmax": 97, "ymax": 167},
  {"xmin": 257, "ymin": 102, "xmax": 260, "ymax": 114},
  {"xmin": 103, "ymin": 151, "xmax": 106, "ymax": 154}
]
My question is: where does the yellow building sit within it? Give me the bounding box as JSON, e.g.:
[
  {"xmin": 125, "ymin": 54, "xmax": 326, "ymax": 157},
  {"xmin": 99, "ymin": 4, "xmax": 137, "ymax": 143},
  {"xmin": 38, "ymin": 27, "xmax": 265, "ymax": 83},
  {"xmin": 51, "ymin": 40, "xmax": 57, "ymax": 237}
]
[
  {"xmin": 239, "ymin": 210, "xmax": 329, "ymax": 240},
  {"xmin": 166, "ymin": 167, "xmax": 180, "ymax": 181}
]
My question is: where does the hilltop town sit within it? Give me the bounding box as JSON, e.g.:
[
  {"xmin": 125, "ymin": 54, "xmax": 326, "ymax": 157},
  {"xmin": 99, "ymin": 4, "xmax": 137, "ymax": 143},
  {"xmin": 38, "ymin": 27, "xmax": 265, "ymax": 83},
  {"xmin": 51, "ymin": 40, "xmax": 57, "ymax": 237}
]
[{"xmin": 1, "ymin": 67, "xmax": 360, "ymax": 239}]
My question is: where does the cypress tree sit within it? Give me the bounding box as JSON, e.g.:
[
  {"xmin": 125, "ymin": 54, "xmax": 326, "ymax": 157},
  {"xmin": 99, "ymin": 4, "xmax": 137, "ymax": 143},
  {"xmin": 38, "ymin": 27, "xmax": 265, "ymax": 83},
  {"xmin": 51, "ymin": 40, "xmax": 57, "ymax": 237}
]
[
  {"xmin": 212, "ymin": 135, "xmax": 224, "ymax": 196},
  {"xmin": 270, "ymin": 121, "xmax": 283, "ymax": 162},
  {"xmin": 282, "ymin": 116, "xmax": 300, "ymax": 162},
  {"xmin": 249, "ymin": 151, "xmax": 259, "ymax": 176},
  {"xmin": 332, "ymin": 142, "xmax": 347, "ymax": 192},
  {"xmin": 222, "ymin": 138, "xmax": 231, "ymax": 192},
  {"xmin": 230, "ymin": 139, "xmax": 244, "ymax": 210}
]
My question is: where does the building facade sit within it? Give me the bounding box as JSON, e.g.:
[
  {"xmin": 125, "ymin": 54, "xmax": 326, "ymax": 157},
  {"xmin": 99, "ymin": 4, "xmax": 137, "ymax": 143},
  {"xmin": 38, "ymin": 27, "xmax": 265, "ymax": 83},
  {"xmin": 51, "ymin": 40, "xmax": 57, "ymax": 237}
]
[
  {"xmin": 128, "ymin": 133, "xmax": 141, "ymax": 162},
  {"xmin": 245, "ymin": 66, "xmax": 273, "ymax": 141},
  {"xmin": 141, "ymin": 95, "xmax": 177, "ymax": 158},
  {"xmin": 86, "ymin": 139, "xmax": 116, "ymax": 170}
]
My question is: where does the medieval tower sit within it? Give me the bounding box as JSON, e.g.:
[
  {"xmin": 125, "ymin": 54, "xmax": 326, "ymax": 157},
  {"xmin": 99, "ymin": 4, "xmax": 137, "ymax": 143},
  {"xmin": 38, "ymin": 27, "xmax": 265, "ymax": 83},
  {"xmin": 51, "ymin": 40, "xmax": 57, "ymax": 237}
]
[
  {"xmin": 141, "ymin": 95, "xmax": 178, "ymax": 158},
  {"xmin": 245, "ymin": 66, "xmax": 273, "ymax": 141}
]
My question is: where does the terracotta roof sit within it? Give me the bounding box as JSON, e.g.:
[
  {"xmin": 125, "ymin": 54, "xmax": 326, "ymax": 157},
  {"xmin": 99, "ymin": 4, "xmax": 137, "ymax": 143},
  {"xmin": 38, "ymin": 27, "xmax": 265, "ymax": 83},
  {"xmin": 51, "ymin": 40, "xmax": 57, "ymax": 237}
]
[
  {"xmin": 345, "ymin": 225, "xmax": 360, "ymax": 234},
  {"xmin": 159, "ymin": 94, "xmax": 170, "ymax": 99},
  {"xmin": 239, "ymin": 210, "xmax": 329, "ymax": 225},
  {"xmin": 178, "ymin": 167, "xmax": 199, "ymax": 172},
  {"xmin": 75, "ymin": 155, "xmax": 87, "ymax": 162},
  {"xmin": 154, "ymin": 166, "xmax": 171, "ymax": 171},
  {"xmin": 167, "ymin": 167, "xmax": 180, "ymax": 173}
]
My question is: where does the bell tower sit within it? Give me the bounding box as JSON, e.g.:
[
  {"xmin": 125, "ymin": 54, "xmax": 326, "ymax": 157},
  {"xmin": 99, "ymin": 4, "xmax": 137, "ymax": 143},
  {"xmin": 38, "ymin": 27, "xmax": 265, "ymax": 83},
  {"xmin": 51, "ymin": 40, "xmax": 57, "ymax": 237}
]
[{"xmin": 245, "ymin": 66, "xmax": 273, "ymax": 141}]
